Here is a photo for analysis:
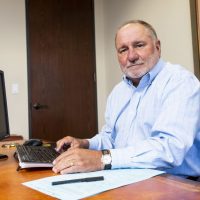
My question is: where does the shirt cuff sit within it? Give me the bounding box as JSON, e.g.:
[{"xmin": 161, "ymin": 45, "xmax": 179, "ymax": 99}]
[{"xmin": 110, "ymin": 148, "xmax": 132, "ymax": 169}]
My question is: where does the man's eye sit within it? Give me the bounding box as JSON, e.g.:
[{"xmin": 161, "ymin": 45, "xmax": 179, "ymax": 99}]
[
  {"xmin": 135, "ymin": 43, "xmax": 145, "ymax": 48},
  {"xmin": 118, "ymin": 48, "xmax": 127, "ymax": 54}
]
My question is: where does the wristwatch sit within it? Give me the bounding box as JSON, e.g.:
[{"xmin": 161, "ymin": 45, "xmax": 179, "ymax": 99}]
[{"xmin": 101, "ymin": 149, "xmax": 112, "ymax": 170}]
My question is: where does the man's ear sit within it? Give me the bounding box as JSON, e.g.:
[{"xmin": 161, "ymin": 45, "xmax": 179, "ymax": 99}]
[{"xmin": 155, "ymin": 40, "xmax": 161, "ymax": 54}]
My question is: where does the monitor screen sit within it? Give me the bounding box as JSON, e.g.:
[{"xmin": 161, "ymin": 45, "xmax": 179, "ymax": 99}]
[{"xmin": 0, "ymin": 70, "xmax": 10, "ymax": 140}]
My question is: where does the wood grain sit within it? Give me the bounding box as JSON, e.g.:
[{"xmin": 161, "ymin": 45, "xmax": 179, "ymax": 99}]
[{"xmin": 1, "ymin": 141, "xmax": 200, "ymax": 200}]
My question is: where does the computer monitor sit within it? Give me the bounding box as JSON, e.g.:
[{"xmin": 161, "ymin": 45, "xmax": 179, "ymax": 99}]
[{"xmin": 0, "ymin": 70, "xmax": 10, "ymax": 140}]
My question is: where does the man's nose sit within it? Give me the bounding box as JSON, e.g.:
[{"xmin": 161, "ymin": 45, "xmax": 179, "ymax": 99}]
[{"xmin": 127, "ymin": 48, "xmax": 138, "ymax": 61}]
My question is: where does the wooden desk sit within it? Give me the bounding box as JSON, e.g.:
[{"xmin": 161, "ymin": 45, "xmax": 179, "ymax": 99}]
[{"xmin": 1, "ymin": 141, "xmax": 200, "ymax": 200}]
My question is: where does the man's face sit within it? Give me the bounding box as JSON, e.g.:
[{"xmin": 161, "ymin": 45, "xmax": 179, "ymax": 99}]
[{"xmin": 116, "ymin": 23, "xmax": 161, "ymax": 85}]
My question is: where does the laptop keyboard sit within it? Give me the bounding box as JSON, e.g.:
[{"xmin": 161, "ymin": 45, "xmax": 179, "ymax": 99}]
[{"xmin": 16, "ymin": 145, "xmax": 60, "ymax": 163}]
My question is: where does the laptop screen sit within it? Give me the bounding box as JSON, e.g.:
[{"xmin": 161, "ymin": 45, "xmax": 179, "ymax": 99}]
[{"xmin": 0, "ymin": 70, "xmax": 10, "ymax": 140}]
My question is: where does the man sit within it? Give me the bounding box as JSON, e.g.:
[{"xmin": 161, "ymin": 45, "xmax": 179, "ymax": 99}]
[{"xmin": 52, "ymin": 20, "xmax": 200, "ymax": 178}]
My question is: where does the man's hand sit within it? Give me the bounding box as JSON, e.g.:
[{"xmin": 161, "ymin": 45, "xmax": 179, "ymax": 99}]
[
  {"xmin": 56, "ymin": 136, "xmax": 89, "ymax": 153},
  {"xmin": 52, "ymin": 148, "xmax": 103, "ymax": 174}
]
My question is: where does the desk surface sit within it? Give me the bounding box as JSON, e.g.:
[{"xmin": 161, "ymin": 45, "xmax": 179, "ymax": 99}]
[{"xmin": 1, "ymin": 140, "xmax": 200, "ymax": 200}]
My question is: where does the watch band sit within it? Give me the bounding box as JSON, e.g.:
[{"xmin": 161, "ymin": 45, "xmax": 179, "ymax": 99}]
[{"xmin": 101, "ymin": 149, "xmax": 112, "ymax": 170}]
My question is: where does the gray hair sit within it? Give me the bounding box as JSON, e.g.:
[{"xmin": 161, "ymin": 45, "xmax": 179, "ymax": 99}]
[{"xmin": 115, "ymin": 20, "xmax": 158, "ymax": 43}]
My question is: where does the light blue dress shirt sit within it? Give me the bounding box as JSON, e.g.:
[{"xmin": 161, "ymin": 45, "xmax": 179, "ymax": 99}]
[{"xmin": 88, "ymin": 59, "xmax": 200, "ymax": 177}]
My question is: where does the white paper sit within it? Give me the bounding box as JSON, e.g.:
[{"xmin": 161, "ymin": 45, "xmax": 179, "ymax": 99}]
[{"xmin": 22, "ymin": 169, "xmax": 164, "ymax": 200}]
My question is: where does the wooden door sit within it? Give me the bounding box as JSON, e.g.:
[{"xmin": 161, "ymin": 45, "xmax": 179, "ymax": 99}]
[{"xmin": 26, "ymin": 0, "xmax": 98, "ymax": 141}]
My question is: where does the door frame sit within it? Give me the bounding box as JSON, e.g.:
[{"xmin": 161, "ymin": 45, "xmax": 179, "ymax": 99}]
[{"xmin": 190, "ymin": 0, "xmax": 200, "ymax": 80}]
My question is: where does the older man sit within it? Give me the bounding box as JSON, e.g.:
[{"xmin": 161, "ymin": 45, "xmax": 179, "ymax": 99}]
[{"xmin": 52, "ymin": 20, "xmax": 200, "ymax": 178}]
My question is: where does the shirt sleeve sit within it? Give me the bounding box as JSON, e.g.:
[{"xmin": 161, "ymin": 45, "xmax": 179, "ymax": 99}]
[
  {"xmin": 88, "ymin": 92, "xmax": 115, "ymax": 150},
  {"xmin": 110, "ymin": 76, "xmax": 200, "ymax": 169}
]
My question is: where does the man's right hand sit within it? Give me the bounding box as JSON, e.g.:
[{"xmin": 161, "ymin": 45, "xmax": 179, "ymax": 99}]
[{"xmin": 56, "ymin": 136, "xmax": 89, "ymax": 153}]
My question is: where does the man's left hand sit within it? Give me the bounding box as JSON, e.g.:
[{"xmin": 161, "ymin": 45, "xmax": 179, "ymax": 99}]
[{"xmin": 52, "ymin": 148, "xmax": 103, "ymax": 174}]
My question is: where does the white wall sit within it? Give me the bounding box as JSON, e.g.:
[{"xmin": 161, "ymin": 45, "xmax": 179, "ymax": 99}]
[
  {"xmin": 0, "ymin": 0, "xmax": 28, "ymax": 139},
  {"xmin": 95, "ymin": 0, "xmax": 194, "ymax": 129},
  {"xmin": 0, "ymin": 0, "xmax": 194, "ymax": 138},
  {"xmin": 94, "ymin": 0, "xmax": 107, "ymax": 132}
]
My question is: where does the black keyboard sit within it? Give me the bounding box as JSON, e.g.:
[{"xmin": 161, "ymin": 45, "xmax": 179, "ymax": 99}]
[{"xmin": 16, "ymin": 145, "xmax": 60, "ymax": 163}]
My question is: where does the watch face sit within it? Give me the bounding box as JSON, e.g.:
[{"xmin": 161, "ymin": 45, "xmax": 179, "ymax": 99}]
[
  {"xmin": 103, "ymin": 154, "xmax": 112, "ymax": 164},
  {"xmin": 101, "ymin": 150, "xmax": 112, "ymax": 170}
]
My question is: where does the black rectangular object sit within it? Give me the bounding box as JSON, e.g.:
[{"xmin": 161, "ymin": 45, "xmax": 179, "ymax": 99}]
[{"xmin": 0, "ymin": 70, "xmax": 10, "ymax": 140}]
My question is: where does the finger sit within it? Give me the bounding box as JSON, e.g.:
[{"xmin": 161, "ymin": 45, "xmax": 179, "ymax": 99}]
[
  {"xmin": 53, "ymin": 158, "xmax": 77, "ymax": 174},
  {"xmin": 68, "ymin": 139, "xmax": 79, "ymax": 149},
  {"xmin": 56, "ymin": 137, "xmax": 72, "ymax": 152},
  {"xmin": 56, "ymin": 139, "xmax": 66, "ymax": 152},
  {"xmin": 59, "ymin": 161, "xmax": 81, "ymax": 174},
  {"xmin": 60, "ymin": 166, "xmax": 77, "ymax": 174},
  {"xmin": 52, "ymin": 158, "xmax": 71, "ymax": 173},
  {"xmin": 53, "ymin": 149, "xmax": 73, "ymax": 165}
]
